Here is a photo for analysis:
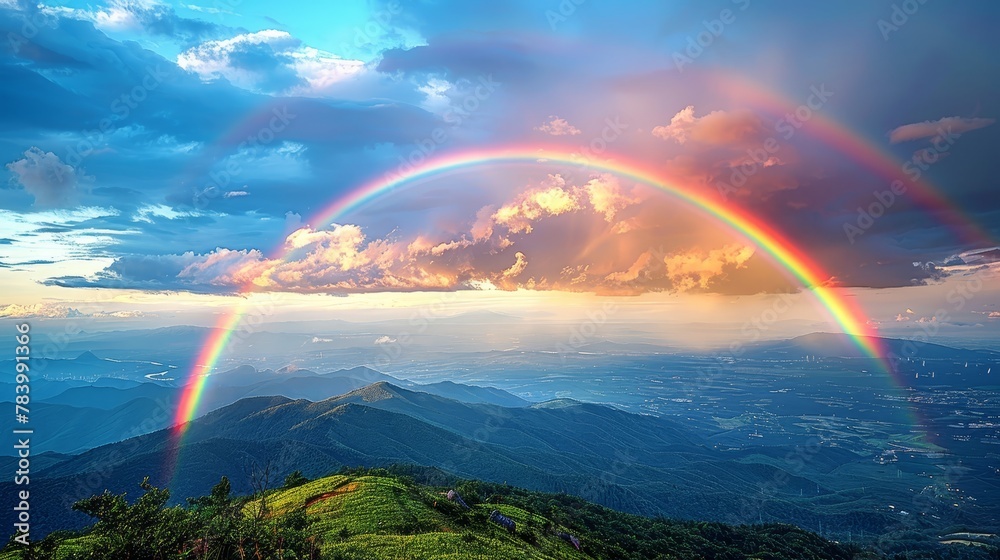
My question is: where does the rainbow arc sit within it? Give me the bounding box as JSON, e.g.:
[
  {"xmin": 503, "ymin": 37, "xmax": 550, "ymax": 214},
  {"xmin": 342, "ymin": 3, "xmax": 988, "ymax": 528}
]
[{"xmin": 173, "ymin": 146, "xmax": 888, "ymax": 437}]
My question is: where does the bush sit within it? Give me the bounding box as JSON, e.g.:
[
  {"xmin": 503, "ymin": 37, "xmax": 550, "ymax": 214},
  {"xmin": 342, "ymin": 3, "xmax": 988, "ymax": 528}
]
[{"xmin": 283, "ymin": 470, "xmax": 310, "ymax": 489}]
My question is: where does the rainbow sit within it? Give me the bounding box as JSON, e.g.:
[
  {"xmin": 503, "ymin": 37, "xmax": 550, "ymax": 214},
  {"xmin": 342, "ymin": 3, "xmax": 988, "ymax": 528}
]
[
  {"xmin": 172, "ymin": 146, "xmax": 890, "ymax": 438},
  {"xmin": 702, "ymin": 70, "xmax": 993, "ymax": 245},
  {"xmin": 164, "ymin": 70, "xmax": 982, "ymax": 476},
  {"xmin": 173, "ymin": 307, "xmax": 247, "ymax": 433}
]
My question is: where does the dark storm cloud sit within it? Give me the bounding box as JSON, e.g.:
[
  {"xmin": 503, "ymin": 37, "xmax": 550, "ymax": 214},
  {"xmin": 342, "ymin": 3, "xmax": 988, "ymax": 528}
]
[
  {"xmin": 0, "ymin": 0, "xmax": 996, "ymax": 296},
  {"xmin": 0, "ymin": 5, "xmax": 441, "ymax": 222}
]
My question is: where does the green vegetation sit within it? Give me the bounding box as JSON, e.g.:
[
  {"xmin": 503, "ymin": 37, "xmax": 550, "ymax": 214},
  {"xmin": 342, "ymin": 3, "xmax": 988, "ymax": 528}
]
[{"xmin": 4, "ymin": 466, "xmax": 995, "ymax": 559}]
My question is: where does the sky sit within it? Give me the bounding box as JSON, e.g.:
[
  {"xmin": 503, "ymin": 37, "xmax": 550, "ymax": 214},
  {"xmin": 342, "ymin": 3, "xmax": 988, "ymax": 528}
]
[{"xmin": 1, "ymin": 0, "xmax": 998, "ymax": 346}]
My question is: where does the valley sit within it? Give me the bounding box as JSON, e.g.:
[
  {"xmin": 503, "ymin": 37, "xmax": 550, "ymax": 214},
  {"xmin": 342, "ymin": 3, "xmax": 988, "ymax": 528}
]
[{"xmin": 2, "ymin": 327, "xmax": 998, "ymax": 558}]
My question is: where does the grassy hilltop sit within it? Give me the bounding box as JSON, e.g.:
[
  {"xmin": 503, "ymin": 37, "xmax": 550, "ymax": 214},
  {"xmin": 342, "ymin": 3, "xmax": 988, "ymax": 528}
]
[{"xmin": 3, "ymin": 467, "xmax": 866, "ymax": 560}]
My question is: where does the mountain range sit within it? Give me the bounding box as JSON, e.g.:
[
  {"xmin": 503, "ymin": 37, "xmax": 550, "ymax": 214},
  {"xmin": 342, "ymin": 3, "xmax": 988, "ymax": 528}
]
[
  {"xmin": 3, "ymin": 332, "xmax": 997, "ymax": 548},
  {"xmin": 7, "ymin": 381, "xmax": 922, "ymax": 538}
]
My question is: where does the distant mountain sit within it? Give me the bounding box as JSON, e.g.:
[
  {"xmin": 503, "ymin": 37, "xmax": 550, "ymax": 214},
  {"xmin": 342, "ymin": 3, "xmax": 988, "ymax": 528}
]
[
  {"xmin": 0, "ymin": 377, "xmax": 135, "ymax": 401},
  {"xmin": 56, "ymin": 325, "xmax": 213, "ymax": 360},
  {"xmin": 27, "ymin": 368, "xmax": 531, "ymax": 456},
  {"xmin": 0, "ymin": 397, "xmax": 174, "ymax": 453},
  {"xmin": 574, "ymin": 340, "xmax": 673, "ymax": 354},
  {"xmin": 0, "ymin": 451, "xmax": 71, "ymax": 474},
  {"xmin": 741, "ymin": 332, "xmax": 1000, "ymax": 361},
  {"xmin": 201, "ymin": 365, "xmax": 527, "ymax": 408},
  {"xmin": 435, "ymin": 310, "xmax": 523, "ymax": 324},
  {"xmin": 324, "ymin": 382, "xmax": 694, "ymax": 462},
  {"xmin": 411, "ymin": 380, "xmax": 529, "ymax": 407},
  {"xmin": 209, "ymin": 364, "xmax": 393, "ymax": 386},
  {"xmin": 44, "ymin": 382, "xmax": 175, "ymax": 409},
  {"xmin": 74, "ymin": 350, "xmax": 103, "ymax": 363},
  {"xmin": 0, "ymin": 351, "xmax": 176, "ymax": 381}
]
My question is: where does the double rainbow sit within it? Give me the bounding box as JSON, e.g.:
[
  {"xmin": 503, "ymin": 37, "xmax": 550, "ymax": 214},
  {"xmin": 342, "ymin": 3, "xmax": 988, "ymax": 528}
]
[{"xmin": 172, "ymin": 146, "xmax": 886, "ymax": 436}]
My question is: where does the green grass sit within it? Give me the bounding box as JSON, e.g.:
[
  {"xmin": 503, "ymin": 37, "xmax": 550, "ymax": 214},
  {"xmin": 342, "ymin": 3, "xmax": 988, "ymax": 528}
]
[
  {"xmin": 0, "ymin": 535, "xmax": 93, "ymax": 560},
  {"xmin": 1, "ymin": 468, "xmax": 875, "ymax": 559},
  {"xmin": 251, "ymin": 474, "xmax": 581, "ymax": 559}
]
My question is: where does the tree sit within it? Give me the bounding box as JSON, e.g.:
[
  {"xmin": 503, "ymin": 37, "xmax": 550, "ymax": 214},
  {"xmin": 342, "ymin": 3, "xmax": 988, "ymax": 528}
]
[
  {"xmin": 283, "ymin": 470, "xmax": 310, "ymax": 489},
  {"xmin": 72, "ymin": 477, "xmax": 192, "ymax": 560},
  {"xmin": 187, "ymin": 476, "xmax": 246, "ymax": 559}
]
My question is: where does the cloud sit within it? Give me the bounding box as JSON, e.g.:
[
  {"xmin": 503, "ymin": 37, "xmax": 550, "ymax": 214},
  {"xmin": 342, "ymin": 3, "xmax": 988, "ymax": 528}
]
[
  {"xmin": 595, "ymin": 244, "xmax": 756, "ymax": 294},
  {"xmin": 47, "ymin": 172, "xmax": 771, "ymax": 295},
  {"xmin": 0, "ymin": 303, "xmax": 149, "ymax": 318},
  {"xmin": 93, "ymin": 310, "xmax": 152, "ymax": 318},
  {"xmin": 51, "ymin": 0, "xmax": 226, "ymax": 44},
  {"xmin": 223, "ymin": 190, "xmax": 249, "ymax": 198},
  {"xmin": 0, "ymin": 303, "xmax": 85, "ymax": 318},
  {"xmin": 177, "ymin": 30, "xmax": 365, "ymax": 94},
  {"xmin": 651, "ymin": 109, "xmax": 808, "ymax": 203},
  {"xmin": 132, "ymin": 204, "xmax": 203, "ymax": 223},
  {"xmin": 960, "ymin": 247, "xmax": 1000, "ymax": 265},
  {"xmin": 81, "ymin": 0, "xmax": 223, "ymax": 42},
  {"xmin": 487, "ymin": 173, "xmax": 637, "ymax": 234},
  {"xmin": 895, "ymin": 313, "xmax": 911, "ymax": 322},
  {"xmin": 652, "ymin": 106, "xmax": 765, "ymax": 146},
  {"xmin": 583, "ymin": 174, "xmax": 637, "ymax": 221},
  {"xmin": 492, "ymin": 175, "xmax": 581, "ymax": 233},
  {"xmin": 373, "ymin": 335, "xmax": 396, "ymax": 345},
  {"xmin": 661, "ymin": 245, "xmax": 756, "ymax": 291},
  {"xmin": 284, "ymin": 211, "xmax": 303, "ymax": 235},
  {"xmin": 603, "ymin": 245, "xmax": 755, "ymax": 292},
  {"xmin": 535, "ymin": 115, "xmax": 581, "ymax": 136},
  {"xmin": 989, "ymin": 312, "xmax": 1000, "ymax": 319},
  {"xmin": 177, "ymin": 248, "xmax": 270, "ymax": 287},
  {"xmin": 888, "ymin": 116, "xmax": 995, "ymax": 143},
  {"xmin": 5, "ymin": 5, "xmax": 986, "ymax": 297},
  {"xmin": 43, "ymin": 249, "xmax": 263, "ymax": 292},
  {"xmin": 6, "ymin": 148, "xmax": 81, "ymax": 207},
  {"xmin": 182, "ymin": 3, "xmax": 237, "ymax": 16},
  {"xmin": 501, "ymin": 251, "xmax": 528, "ymax": 279},
  {"xmin": 0, "ymin": 206, "xmax": 124, "ymax": 268}
]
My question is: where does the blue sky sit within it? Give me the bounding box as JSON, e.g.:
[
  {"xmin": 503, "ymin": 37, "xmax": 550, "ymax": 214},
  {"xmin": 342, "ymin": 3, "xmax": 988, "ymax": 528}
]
[{"xmin": 1, "ymin": 0, "xmax": 998, "ymax": 341}]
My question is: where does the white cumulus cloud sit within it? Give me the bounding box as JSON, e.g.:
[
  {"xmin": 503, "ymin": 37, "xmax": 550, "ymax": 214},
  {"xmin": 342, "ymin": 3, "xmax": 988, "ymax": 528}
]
[
  {"xmin": 177, "ymin": 30, "xmax": 365, "ymax": 94},
  {"xmin": 535, "ymin": 116, "xmax": 581, "ymax": 136}
]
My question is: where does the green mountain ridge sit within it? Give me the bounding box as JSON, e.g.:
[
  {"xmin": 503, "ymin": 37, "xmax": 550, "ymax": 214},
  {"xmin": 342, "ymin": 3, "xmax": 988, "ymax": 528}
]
[{"xmin": 3, "ymin": 468, "xmax": 876, "ymax": 560}]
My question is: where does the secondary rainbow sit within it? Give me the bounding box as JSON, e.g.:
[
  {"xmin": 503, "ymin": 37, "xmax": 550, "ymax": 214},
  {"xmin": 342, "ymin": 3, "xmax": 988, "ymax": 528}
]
[
  {"xmin": 702, "ymin": 69, "xmax": 993, "ymax": 245},
  {"xmin": 172, "ymin": 145, "xmax": 889, "ymax": 437}
]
